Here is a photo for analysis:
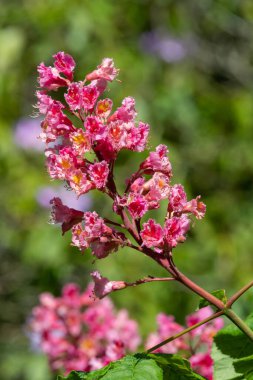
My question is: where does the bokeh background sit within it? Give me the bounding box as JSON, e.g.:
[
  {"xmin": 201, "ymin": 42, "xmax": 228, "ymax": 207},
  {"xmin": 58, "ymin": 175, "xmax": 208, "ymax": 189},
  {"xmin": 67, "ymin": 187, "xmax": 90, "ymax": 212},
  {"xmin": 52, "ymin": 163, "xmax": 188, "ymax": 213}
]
[{"xmin": 1, "ymin": 1, "xmax": 253, "ymax": 379}]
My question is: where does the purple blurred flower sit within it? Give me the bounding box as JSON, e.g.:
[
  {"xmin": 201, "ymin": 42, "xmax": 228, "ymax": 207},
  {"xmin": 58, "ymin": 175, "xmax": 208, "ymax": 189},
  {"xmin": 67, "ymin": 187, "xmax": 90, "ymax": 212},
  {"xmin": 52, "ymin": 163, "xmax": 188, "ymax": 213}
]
[
  {"xmin": 140, "ymin": 31, "xmax": 190, "ymax": 63},
  {"xmin": 13, "ymin": 117, "xmax": 44, "ymax": 151},
  {"xmin": 37, "ymin": 185, "xmax": 92, "ymax": 211}
]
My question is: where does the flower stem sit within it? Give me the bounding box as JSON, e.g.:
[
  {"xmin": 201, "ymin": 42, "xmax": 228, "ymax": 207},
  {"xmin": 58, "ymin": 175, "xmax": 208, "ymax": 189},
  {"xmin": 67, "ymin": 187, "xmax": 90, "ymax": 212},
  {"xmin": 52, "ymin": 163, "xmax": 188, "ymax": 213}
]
[
  {"xmin": 146, "ymin": 310, "xmax": 224, "ymax": 353},
  {"xmin": 227, "ymin": 280, "xmax": 253, "ymax": 307},
  {"xmin": 224, "ymin": 309, "xmax": 253, "ymax": 341},
  {"xmin": 104, "ymin": 218, "xmax": 125, "ymax": 228},
  {"xmin": 175, "ymin": 269, "xmax": 225, "ymax": 310},
  {"xmin": 127, "ymin": 276, "xmax": 175, "ymax": 287},
  {"xmin": 127, "ymin": 235, "xmax": 253, "ymax": 341}
]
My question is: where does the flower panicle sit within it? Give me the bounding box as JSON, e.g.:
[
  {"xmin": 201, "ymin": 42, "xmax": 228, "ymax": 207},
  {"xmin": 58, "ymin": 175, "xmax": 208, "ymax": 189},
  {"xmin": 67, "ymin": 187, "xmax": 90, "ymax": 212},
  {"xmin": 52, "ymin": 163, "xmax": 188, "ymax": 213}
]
[{"xmin": 36, "ymin": 52, "xmax": 206, "ymax": 260}]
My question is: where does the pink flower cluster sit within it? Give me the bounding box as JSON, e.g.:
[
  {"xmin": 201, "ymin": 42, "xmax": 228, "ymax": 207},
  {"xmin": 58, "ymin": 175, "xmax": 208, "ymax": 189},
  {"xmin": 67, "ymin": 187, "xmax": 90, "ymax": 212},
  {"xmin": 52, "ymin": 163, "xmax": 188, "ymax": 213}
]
[
  {"xmin": 27, "ymin": 283, "xmax": 140, "ymax": 374},
  {"xmin": 50, "ymin": 198, "xmax": 126, "ymax": 257},
  {"xmin": 36, "ymin": 51, "xmax": 206, "ymax": 259},
  {"xmin": 33, "ymin": 52, "xmax": 223, "ymax": 380},
  {"xmin": 146, "ymin": 306, "xmax": 224, "ymax": 380},
  {"xmin": 140, "ymin": 182, "xmax": 205, "ymax": 251},
  {"xmin": 28, "ymin": 284, "xmax": 222, "ymax": 379}
]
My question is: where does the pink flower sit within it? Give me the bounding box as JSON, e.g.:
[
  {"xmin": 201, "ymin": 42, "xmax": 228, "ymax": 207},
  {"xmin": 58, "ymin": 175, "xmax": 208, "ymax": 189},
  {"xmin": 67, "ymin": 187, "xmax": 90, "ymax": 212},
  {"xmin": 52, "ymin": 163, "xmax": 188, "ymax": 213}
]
[
  {"xmin": 65, "ymin": 309, "xmax": 82, "ymax": 337},
  {"xmin": 86, "ymin": 58, "xmax": 119, "ymax": 82},
  {"xmin": 27, "ymin": 283, "xmax": 140, "ymax": 375},
  {"xmin": 88, "ymin": 161, "xmax": 109, "ymax": 189},
  {"xmin": 33, "ymin": 53, "xmax": 214, "ymax": 379},
  {"xmin": 186, "ymin": 307, "xmax": 224, "ymax": 345},
  {"xmin": 65, "ymin": 83, "xmax": 99, "ymax": 112},
  {"xmin": 35, "ymin": 91, "xmax": 54, "ymax": 114},
  {"xmin": 127, "ymin": 122, "xmax": 150, "ymax": 152},
  {"xmin": 96, "ymin": 98, "xmax": 113, "ymax": 119},
  {"xmin": 39, "ymin": 293, "xmax": 58, "ymax": 309},
  {"xmin": 65, "ymin": 82, "xmax": 83, "ymax": 111},
  {"xmin": 146, "ymin": 314, "xmax": 186, "ymax": 354},
  {"xmin": 140, "ymin": 144, "xmax": 172, "ymax": 175},
  {"xmin": 130, "ymin": 177, "xmax": 145, "ymax": 193},
  {"xmin": 164, "ymin": 215, "xmax": 190, "ymax": 248},
  {"xmin": 183, "ymin": 196, "xmax": 206, "ymax": 220},
  {"xmin": 103, "ymin": 340, "xmax": 125, "ymax": 364},
  {"xmin": 83, "ymin": 211, "xmax": 111, "ymax": 237},
  {"xmin": 145, "ymin": 307, "xmax": 223, "ymax": 379},
  {"xmin": 92, "ymin": 139, "xmax": 115, "ymax": 161},
  {"xmin": 50, "ymin": 197, "xmax": 84, "ymax": 234},
  {"xmin": 91, "ymin": 271, "xmax": 127, "ymax": 299},
  {"xmin": 53, "ymin": 51, "xmax": 75, "ymax": 81},
  {"xmin": 90, "ymin": 78, "xmax": 107, "ymax": 96},
  {"xmin": 190, "ymin": 353, "xmax": 213, "ymax": 380},
  {"xmin": 186, "ymin": 307, "xmax": 213, "ymax": 329},
  {"xmin": 169, "ymin": 184, "xmax": 187, "ymax": 213},
  {"xmin": 109, "ymin": 97, "xmax": 137, "ymax": 123},
  {"xmin": 40, "ymin": 101, "xmax": 74, "ymax": 143},
  {"xmin": 69, "ymin": 129, "xmax": 91, "ymax": 155},
  {"xmin": 140, "ymin": 219, "xmax": 164, "ymax": 248},
  {"xmin": 109, "ymin": 122, "xmax": 128, "ymax": 150},
  {"xmin": 127, "ymin": 194, "xmax": 148, "ymax": 219},
  {"xmin": 81, "ymin": 85, "xmax": 99, "ymax": 112},
  {"xmin": 145, "ymin": 172, "xmax": 170, "ymax": 208},
  {"xmin": 71, "ymin": 212, "xmax": 126, "ymax": 258},
  {"xmin": 71, "ymin": 223, "xmax": 89, "ymax": 250},
  {"xmin": 45, "ymin": 146, "xmax": 78, "ymax": 180},
  {"xmin": 169, "ymin": 185, "xmax": 206, "ymax": 220},
  {"xmin": 84, "ymin": 116, "xmax": 106, "ymax": 141},
  {"xmin": 37, "ymin": 63, "xmax": 68, "ymax": 90},
  {"xmin": 62, "ymin": 283, "xmax": 82, "ymax": 308},
  {"xmin": 68, "ymin": 170, "xmax": 95, "ymax": 196},
  {"xmin": 109, "ymin": 309, "xmax": 141, "ymax": 352}
]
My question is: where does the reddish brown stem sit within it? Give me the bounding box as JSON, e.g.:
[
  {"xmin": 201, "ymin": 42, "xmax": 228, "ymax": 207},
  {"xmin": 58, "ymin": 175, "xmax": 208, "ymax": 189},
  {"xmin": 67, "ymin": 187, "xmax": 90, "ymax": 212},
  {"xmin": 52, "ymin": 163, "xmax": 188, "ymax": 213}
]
[
  {"xmin": 104, "ymin": 218, "xmax": 125, "ymax": 229},
  {"xmin": 138, "ymin": 245, "xmax": 225, "ymax": 310},
  {"xmin": 174, "ymin": 269, "xmax": 224, "ymax": 310},
  {"xmin": 126, "ymin": 276, "xmax": 174, "ymax": 287},
  {"xmin": 227, "ymin": 280, "xmax": 253, "ymax": 307},
  {"xmin": 119, "ymin": 209, "xmax": 140, "ymax": 243}
]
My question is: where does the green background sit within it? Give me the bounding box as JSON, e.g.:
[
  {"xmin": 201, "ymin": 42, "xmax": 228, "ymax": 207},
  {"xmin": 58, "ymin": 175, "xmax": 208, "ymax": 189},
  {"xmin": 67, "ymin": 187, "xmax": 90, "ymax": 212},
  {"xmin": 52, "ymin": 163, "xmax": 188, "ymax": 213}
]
[{"xmin": 1, "ymin": 1, "xmax": 253, "ymax": 379}]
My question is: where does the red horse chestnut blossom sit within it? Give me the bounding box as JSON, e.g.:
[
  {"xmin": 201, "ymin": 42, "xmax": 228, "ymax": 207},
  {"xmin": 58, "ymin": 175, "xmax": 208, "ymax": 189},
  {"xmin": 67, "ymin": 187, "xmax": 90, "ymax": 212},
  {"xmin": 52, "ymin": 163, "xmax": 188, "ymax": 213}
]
[
  {"xmin": 35, "ymin": 50, "xmax": 209, "ymax": 298},
  {"xmin": 27, "ymin": 283, "xmax": 222, "ymax": 379},
  {"xmin": 145, "ymin": 306, "xmax": 223, "ymax": 380},
  {"xmin": 27, "ymin": 283, "xmax": 140, "ymax": 374},
  {"xmin": 32, "ymin": 51, "xmax": 253, "ymax": 379}
]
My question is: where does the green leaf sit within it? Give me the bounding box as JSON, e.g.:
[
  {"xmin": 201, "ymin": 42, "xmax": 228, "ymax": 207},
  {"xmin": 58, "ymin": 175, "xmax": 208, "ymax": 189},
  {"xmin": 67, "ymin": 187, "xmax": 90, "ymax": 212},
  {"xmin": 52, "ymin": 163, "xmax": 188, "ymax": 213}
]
[
  {"xmin": 59, "ymin": 353, "xmax": 205, "ymax": 380},
  {"xmin": 59, "ymin": 355, "xmax": 162, "ymax": 380},
  {"xmin": 211, "ymin": 343, "xmax": 243, "ymax": 380},
  {"xmin": 212, "ymin": 312, "xmax": 253, "ymax": 380},
  {"xmin": 148, "ymin": 353, "xmax": 206, "ymax": 379},
  {"xmin": 199, "ymin": 289, "xmax": 227, "ymax": 309},
  {"xmin": 57, "ymin": 371, "xmax": 88, "ymax": 380},
  {"xmin": 97, "ymin": 355, "xmax": 163, "ymax": 380},
  {"xmin": 234, "ymin": 355, "xmax": 253, "ymax": 375},
  {"xmin": 245, "ymin": 372, "xmax": 253, "ymax": 380},
  {"xmin": 214, "ymin": 313, "xmax": 253, "ymax": 359}
]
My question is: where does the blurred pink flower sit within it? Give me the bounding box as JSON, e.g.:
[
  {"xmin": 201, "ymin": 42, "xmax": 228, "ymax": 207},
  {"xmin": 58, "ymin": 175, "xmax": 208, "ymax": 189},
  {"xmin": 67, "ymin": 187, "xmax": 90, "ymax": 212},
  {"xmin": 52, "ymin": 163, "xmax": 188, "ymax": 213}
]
[
  {"xmin": 28, "ymin": 286, "xmax": 223, "ymax": 380},
  {"xmin": 27, "ymin": 283, "xmax": 140, "ymax": 375},
  {"xmin": 146, "ymin": 306, "xmax": 224, "ymax": 380}
]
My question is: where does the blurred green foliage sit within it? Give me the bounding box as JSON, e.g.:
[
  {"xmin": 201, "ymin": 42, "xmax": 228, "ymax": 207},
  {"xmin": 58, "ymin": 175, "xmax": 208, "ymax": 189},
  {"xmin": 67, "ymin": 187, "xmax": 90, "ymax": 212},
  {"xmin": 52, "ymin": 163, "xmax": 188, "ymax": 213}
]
[{"xmin": 1, "ymin": 0, "xmax": 253, "ymax": 379}]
